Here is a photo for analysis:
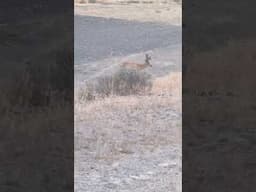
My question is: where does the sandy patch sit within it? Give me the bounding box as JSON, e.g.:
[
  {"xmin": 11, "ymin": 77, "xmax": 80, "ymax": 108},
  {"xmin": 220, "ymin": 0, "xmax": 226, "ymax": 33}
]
[{"xmin": 75, "ymin": 3, "xmax": 181, "ymax": 25}]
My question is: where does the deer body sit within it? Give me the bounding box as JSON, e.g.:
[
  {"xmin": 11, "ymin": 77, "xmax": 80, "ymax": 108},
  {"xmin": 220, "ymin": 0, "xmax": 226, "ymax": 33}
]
[{"xmin": 121, "ymin": 54, "xmax": 152, "ymax": 71}]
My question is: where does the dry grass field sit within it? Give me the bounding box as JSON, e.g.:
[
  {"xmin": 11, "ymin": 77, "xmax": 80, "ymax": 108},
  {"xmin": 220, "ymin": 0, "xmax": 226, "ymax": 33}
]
[
  {"xmin": 75, "ymin": 71, "xmax": 181, "ymax": 191},
  {"xmin": 75, "ymin": 2, "xmax": 181, "ymax": 191}
]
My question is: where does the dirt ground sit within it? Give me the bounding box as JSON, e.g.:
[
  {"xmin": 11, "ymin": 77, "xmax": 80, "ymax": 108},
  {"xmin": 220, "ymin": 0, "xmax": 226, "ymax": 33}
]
[{"xmin": 75, "ymin": 3, "xmax": 181, "ymax": 25}]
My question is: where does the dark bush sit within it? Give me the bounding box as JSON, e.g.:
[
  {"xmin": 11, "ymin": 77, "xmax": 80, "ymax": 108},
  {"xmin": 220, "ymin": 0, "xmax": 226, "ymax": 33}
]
[{"xmin": 95, "ymin": 69, "xmax": 152, "ymax": 97}]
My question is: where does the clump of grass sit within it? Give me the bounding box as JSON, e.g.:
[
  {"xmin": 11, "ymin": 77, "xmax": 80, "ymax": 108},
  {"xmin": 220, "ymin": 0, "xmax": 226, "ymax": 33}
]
[
  {"xmin": 95, "ymin": 75, "xmax": 114, "ymax": 97},
  {"xmin": 152, "ymin": 72, "xmax": 181, "ymax": 96},
  {"xmin": 77, "ymin": 83, "xmax": 95, "ymax": 102},
  {"xmin": 78, "ymin": 69, "xmax": 152, "ymax": 102},
  {"xmin": 96, "ymin": 68, "xmax": 152, "ymax": 97}
]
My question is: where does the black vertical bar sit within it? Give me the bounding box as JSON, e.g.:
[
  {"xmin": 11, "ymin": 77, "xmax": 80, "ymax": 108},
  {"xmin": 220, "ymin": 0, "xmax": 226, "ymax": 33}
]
[
  {"xmin": 0, "ymin": 1, "xmax": 74, "ymax": 191},
  {"xmin": 183, "ymin": 0, "xmax": 256, "ymax": 191}
]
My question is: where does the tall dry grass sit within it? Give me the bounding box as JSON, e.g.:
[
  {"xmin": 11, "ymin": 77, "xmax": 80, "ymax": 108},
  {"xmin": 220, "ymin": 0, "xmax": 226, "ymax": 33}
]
[
  {"xmin": 75, "ymin": 71, "xmax": 182, "ymax": 160},
  {"xmin": 77, "ymin": 68, "xmax": 153, "ymax": 102},
  {"xmin": 152, "ymin": 71, "xmax": 181, "ymax": 97}
]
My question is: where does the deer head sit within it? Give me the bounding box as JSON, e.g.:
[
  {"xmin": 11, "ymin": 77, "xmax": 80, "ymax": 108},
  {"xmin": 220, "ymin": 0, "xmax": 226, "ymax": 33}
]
[{"xmin": 145, "ymin": 54, "xmax": 152, "ymax": 67}]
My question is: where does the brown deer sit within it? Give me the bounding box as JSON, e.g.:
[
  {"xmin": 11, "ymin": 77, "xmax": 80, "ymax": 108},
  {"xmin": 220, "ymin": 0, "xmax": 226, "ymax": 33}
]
[{"xmin": 121, "ymin": 54, "xmax": 152, "ymax": 70}]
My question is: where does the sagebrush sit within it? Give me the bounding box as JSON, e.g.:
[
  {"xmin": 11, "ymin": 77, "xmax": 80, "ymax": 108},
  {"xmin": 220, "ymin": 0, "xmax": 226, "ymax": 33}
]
[{"xmin": 79, "ymin": 69, "xmax": 152, "ymax": 101}]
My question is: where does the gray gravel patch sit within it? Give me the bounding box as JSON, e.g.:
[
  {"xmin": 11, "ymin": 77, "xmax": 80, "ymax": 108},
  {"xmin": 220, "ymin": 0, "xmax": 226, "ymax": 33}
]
[
  {"xmin": 75, "ymin": 145, "xmax": 181, "ymax": 192},
  {"xmin": 75, "ymin": 15, "xmax": 181, "ymax": 65}
]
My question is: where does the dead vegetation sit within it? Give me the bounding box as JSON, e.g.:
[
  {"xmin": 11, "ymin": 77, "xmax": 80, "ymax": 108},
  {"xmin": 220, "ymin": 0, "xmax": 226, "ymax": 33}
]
[
  {"xmin": 75, "ymin": 69, "xmax": 181, "ymax": 107},
  {"xmin": 75, "ymin": 70, "xmax": 181, "ymax": 163},
  {"xmin": 77, "ymin": 68, "xmax": 153, "ymax": 102}
]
